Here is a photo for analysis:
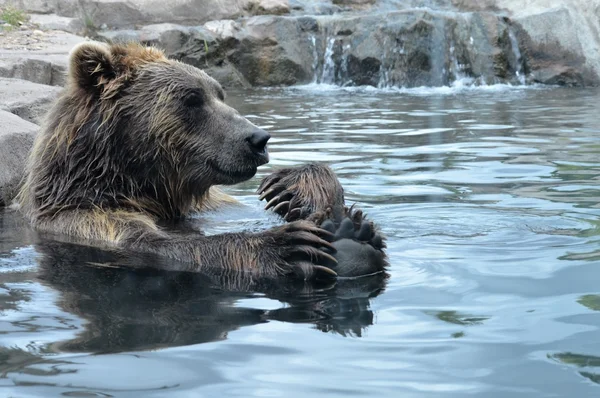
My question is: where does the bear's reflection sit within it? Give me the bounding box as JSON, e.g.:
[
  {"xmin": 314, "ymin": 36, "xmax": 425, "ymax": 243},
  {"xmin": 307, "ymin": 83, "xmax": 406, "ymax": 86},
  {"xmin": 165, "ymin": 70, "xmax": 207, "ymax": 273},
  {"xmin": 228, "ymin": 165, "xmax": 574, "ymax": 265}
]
[{"xmin": 35, "ymin": 239, "xmax": 387, "ymax": 354}]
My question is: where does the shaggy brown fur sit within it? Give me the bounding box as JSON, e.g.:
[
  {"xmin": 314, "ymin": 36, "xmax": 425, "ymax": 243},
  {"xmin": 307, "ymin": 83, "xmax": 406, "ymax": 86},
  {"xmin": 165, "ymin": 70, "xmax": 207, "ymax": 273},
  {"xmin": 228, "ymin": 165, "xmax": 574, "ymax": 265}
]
[{"xmin": 19, "ymin": 41, "xmax": 386, "ymax": 280}]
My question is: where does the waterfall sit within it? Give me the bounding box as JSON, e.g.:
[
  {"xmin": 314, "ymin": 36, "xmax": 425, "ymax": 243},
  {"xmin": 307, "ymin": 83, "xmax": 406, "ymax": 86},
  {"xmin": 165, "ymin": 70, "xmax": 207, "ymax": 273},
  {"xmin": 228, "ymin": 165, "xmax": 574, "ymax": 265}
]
[
  {"xmin": 508, "ymin": 27, "xmax": 526, "ymax": 85},
  {"xmin": 304, "ymin": 13, "xmax": 526, "ymax": 89},
  {"xmin": 320, "ymin": 37, "xmax": 336, "ymax": 84},
  {"xmin": 309, "ymin": 35, "xmax": 319, "ymax": 83},
  {"xmin": 449, "ymin": 42, "xmax": 469, "ymax": 83},
  {"xmin": 377, "ymin": 37, "xmax": 390, "ymax": 88},
  {"xmin": 340, "ymin": 43, "xmax": 351, "ymax": 86}
]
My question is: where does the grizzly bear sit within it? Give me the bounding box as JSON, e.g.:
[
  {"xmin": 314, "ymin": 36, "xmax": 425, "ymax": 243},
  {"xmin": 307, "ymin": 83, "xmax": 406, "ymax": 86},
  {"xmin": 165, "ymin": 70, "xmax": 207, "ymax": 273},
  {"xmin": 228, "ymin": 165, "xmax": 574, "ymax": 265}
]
[{"xmin": 18, "ymin": 41, "xmax": 387, "ymax": 281}]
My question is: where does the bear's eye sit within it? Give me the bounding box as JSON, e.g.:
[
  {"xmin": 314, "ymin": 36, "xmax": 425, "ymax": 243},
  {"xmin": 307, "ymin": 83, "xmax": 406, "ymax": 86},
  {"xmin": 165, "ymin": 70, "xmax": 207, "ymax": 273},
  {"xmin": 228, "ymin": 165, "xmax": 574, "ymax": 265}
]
[{"xmin": 183, "ymin": 92, "xmax": 204, "ymax": 108}]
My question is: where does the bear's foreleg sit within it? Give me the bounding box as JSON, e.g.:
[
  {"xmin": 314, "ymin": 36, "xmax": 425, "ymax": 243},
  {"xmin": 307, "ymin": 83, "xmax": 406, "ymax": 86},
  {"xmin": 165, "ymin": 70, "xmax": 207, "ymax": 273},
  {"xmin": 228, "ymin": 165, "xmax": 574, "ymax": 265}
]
[
  {"xmin": 130, "ymin": 220, "xmax": 339, "ymax": 280},
  {"xmin": 34, "ymin": 208, "xmax": 339, "ymax": 280}
]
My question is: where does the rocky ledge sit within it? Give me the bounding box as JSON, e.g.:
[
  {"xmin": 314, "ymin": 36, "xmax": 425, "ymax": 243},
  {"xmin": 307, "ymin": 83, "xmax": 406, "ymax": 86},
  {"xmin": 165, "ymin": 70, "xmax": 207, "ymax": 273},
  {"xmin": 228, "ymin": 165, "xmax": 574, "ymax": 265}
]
[
  {"xmin": 0, "ymin": 0, "xmax": 598, "ymax": 89},
  {"xmin": 0, "ymin": 0, "xmax": 598, "ymax": 207}
]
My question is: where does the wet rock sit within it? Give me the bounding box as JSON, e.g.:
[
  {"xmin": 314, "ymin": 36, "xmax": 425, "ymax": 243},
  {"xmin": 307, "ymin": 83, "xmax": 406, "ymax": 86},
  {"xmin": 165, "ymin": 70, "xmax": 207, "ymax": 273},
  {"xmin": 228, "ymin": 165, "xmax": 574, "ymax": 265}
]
[
  {"xmin": 511, "ymin": 6, "xmax": 599, "ymax": 86},
  {"xmin": 226, "ymin": 16, "xmax": 314, "ymax": 86},
  {"xmin": 0, "ymin": 77, "xmax": 62, "ymax": 123},
  {"xmin": 0, "ymin": 110, "xmax": 38, "ymax": 207},
  {"xmin": 304, "ymin": 10, "xmax": 527, "ymax": 87},
  {"xmin": 99, "ymin": 9, "xmax": 526, "ymax": 88},
  {"xmin": 452, "ymin": 0, "xmax": 600, "ymax": 87}
]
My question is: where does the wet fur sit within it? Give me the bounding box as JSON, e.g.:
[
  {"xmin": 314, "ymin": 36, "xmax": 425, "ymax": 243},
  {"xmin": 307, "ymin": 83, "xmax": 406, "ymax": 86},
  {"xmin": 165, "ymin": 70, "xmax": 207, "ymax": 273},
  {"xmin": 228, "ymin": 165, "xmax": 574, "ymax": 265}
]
[{"xmin": 18, "ymin": 42, "xmax": 340, "ymax": 280}]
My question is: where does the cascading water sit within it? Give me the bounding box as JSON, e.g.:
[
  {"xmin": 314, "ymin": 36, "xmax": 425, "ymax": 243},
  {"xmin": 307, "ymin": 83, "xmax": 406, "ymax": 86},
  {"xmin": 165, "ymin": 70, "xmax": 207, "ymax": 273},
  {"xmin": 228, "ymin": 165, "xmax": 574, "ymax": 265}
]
[
  {"xmin": 377, "ymin": 37, "xmax": 390, "ymax": 88},
  {"xmin": 340, "ymin": 43, "xmax": 352, "ymax": 86},
  {"xmin": 320, "ymin": 37, "xmax": 336, "ymax": 84},
  {"xmin": 309, "ymin": 35, "xmax": 319, "ymax": 83},
  {"xmin": 508, "ymin": 27, "xmax": 526, "ymax": 85},
  {"xmin": 306, "ymin": 10, "xmax": 528, "ymax": 89}
]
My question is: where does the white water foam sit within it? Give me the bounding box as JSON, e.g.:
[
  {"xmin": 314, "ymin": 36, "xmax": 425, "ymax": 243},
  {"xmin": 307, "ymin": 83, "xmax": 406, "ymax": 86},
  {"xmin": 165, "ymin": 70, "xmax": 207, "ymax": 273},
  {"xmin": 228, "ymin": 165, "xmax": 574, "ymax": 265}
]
[{"xmin": 288, "ymin": 78, "xmax": 547, "ymax": 96}]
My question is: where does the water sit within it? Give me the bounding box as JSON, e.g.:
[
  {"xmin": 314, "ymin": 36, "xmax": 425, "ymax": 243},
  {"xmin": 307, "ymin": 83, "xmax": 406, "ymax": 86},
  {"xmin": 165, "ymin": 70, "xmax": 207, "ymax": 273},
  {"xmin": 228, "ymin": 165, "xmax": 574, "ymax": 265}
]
[
  {"xmin": 508, "ymin": 27, "xmax": 526, "ymax": 85},
  {"xmin": 2, "ymin": 84, "xmax": 600, "ymax": 397}
]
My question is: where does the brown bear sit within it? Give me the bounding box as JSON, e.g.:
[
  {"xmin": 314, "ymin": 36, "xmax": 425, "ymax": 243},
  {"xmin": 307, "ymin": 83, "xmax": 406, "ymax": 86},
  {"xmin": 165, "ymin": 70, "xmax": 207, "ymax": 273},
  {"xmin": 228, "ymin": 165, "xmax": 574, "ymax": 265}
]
[{"xmin": 18, "ymin": 41, "xmax": 387, "ymax": 281}]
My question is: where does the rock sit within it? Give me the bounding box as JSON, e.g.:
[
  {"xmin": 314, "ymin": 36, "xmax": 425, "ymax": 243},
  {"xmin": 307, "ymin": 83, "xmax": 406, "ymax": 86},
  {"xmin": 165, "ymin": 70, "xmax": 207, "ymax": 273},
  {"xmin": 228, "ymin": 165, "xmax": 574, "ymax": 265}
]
[
  {"xmin": 288, "ymin": 0, "xmax": 342, "ymax": 15},
  {"xmin": 0, "ymin": 31, "xmax": 85, "ymax": 86},
  {"xmin": 223, "ymin": 10, "xmax": 527, "ymax": 87},
  {"xmin": 28, "ymin": 14, "xmax": 84, "ymax": 35},
  {"xmin": 204, "ymin": 20, "xmax": 240, "ymax": 38},
  {"xmin": 0, "ymin": 110, "xmax": 38, "ymax": 207},
  {"xmin": 452, "ymin": 0, "xmax": 600, "ymax": 87},
  {"xmin": 2, "ymin": 0, "xmax": 291, "ymax": 29},
  {"xmin": 226, "ymin": 16, "xmax": 315, "ymax": 86},
  {"xmin": 0, "ymin": 56, "xmax": 68, "ymax": 86},
  {"xmin": 511, "ymin": 6, "xmax": 599, "ymax": 86},
  {"xmin": 245, "ymin": 0, "xmax": 290, "ymax": 16},
  {"xmin": 0, "ymin": 77, "xmax": 61, "ymax": 123},
  {"xmin": 97, "ymin": 9, "xmax": 527, "ymax": 88}
]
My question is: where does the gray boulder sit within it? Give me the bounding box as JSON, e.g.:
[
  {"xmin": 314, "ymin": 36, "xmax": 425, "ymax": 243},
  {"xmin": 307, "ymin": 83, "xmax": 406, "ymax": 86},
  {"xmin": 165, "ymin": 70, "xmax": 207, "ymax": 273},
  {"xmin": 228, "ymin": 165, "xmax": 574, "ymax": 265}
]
[
  {"xmin": 0, "ymin": 77, "xmax": 62, "ymax": 123},
  {"xmin": 28, "ymin": 14, "xmax": 84, "ymax": 35},
  {"xmin": 0, "ymin": 31, "xmax": 86, "ymax": 87},
  {"xmin": 0, "ymin": 0, "xmax": 291, "ymax": 28},
  {"xmin": 453, "ymin": 0, "xmax": 600, "ymax": 86},
  {"xmin": 0, "ymin": 110, "xmax": 37, "ymax": 207}
]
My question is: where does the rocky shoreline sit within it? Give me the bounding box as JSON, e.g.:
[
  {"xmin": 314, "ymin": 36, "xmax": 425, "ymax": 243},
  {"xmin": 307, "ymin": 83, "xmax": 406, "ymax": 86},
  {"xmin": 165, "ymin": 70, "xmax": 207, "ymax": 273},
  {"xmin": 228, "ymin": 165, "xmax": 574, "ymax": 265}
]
[{"xmin": 1, "ymin": 0, "xmax": 599, "ymax": 207}]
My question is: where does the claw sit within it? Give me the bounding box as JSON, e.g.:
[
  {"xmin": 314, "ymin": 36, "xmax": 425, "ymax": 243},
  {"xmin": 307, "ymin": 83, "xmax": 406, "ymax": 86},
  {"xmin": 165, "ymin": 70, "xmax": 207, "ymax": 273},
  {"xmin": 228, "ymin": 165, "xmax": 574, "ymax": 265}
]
[
  {"xmin": 264, "ymin": 195, "xmax": 281, "ymax": 210},
  {"xmin": 285, "ymin": 208, "xmax": 301, "ymax": 222},
  {"xmin": 306, "ymin": 226, "xmax": 336, "ymax": 242},
  {"xmin": 265, "ymin": 190, "xmax": 294, "ymax": 210},
  {"xmin": 257, "ymin": 174, "xmax": 281, "ymax": 194},
  {"xmin": 318, "ymin": 251, "xmax": 338, "ymax": 265},
  {"xmin": 258, "ymin": 187, "xmax": 276, "ymax": 201},
  {"xmin": 290, "ymin": 245, "xmax": 338, "ymax": 265},
  {"xmin": 313, "ymin": 265, "xmax": 337, "ymax": 277},
  {"xmin": 273, "ymin": 200, "xmax": 290, "ymax": 214},
  {"xmin": 285, "ymin": 221, "xmax": 336, "ymax": 241},
  {"xmin": 288, "ymin": 231, "xmax": 337, "ymax": 252}
]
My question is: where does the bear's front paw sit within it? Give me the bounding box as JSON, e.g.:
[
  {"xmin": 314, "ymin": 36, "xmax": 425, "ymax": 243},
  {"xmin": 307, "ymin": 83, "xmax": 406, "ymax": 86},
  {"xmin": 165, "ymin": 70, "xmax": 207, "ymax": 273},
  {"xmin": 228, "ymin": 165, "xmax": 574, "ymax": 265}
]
[
  {"xmin": 262, "ymin": 220, "xmax": 339, "ymax": 280},
  {"xmin": 257, "ymin": 164, "xmax": 344, "ymax": 222},
  {"xmin": 319, "ymin": 207, "xmax": 388, "ymax": 277}
]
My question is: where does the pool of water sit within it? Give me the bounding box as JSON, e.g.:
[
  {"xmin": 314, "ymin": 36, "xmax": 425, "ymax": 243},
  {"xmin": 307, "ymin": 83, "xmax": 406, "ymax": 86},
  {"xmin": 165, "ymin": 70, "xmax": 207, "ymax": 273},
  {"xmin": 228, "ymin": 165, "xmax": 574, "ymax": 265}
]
[{"xmin": 1, "ymin": 84, "xmax": 600, "ymax": 397}]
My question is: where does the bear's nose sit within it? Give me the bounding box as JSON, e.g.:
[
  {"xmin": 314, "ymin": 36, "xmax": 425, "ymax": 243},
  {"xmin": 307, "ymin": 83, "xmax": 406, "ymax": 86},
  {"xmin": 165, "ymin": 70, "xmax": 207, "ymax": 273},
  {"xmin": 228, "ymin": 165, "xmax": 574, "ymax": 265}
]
[{"xmin": 246, "ymin": 129, "xmax": 271, "ymax": 154}]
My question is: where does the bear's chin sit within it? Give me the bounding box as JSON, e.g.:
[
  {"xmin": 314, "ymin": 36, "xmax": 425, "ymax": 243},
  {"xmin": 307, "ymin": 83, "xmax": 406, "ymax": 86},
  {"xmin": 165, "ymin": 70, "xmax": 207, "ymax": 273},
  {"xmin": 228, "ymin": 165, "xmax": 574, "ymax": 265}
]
[{"xmin": 207, "ymin": 160, "xmax": 259, "ymax": 185}]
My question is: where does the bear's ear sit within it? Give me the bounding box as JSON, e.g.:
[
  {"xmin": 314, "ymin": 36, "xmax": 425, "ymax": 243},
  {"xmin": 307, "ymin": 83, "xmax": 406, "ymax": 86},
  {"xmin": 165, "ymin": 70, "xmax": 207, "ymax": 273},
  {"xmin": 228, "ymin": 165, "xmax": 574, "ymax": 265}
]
[{"xmin": 69, "ymin": 41, "xmax": 115, "ymax": 92}]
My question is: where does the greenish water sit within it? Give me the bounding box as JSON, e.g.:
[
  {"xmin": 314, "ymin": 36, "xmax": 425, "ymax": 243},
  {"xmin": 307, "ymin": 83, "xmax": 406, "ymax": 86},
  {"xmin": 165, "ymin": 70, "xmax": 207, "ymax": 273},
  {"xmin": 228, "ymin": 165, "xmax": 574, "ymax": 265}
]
[{"xmin": 1, "ymin": 84, "xmax": 600, "ymax": 397}]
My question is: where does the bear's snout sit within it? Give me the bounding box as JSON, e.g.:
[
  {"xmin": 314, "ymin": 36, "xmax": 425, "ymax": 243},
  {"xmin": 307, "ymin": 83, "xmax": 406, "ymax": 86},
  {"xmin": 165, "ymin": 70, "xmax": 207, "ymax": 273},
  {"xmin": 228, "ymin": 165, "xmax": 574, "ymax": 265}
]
[{"xmin": 246, "ymin": 128, "xmax": 271, "ymax": 159}]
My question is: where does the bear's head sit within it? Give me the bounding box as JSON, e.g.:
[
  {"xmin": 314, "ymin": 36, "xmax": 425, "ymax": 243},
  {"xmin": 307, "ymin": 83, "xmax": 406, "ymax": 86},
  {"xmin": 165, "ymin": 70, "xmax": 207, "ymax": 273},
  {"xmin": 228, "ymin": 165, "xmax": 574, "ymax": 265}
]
[{"xmin": 23, "ymin": 42, "xmax": 271, "ymax": 219}]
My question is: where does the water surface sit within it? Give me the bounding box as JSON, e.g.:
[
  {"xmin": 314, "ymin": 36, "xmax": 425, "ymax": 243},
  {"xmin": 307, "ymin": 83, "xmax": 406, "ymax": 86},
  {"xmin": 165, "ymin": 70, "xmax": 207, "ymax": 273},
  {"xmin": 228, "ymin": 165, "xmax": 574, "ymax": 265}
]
[{"xmin": 1, "ymin": 84, "xmax": 600, "ymax": 397}]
